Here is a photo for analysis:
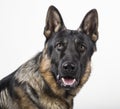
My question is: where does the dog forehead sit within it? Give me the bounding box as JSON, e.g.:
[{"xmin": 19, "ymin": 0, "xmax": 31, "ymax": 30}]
[{"xmin": 54, "ymin": 29, "xmax": 84, "ymax": 41}]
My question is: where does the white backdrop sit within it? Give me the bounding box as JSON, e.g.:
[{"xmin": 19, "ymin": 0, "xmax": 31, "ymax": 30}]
[{"xmin": 0, "ymin": 0, "xmax": 120, "ymax": 109}]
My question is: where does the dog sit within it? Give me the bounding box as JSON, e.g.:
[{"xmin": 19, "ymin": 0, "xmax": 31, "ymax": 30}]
[{"xmin": 0, "ymin": 5, "xmax": 98, "ymax": 109}]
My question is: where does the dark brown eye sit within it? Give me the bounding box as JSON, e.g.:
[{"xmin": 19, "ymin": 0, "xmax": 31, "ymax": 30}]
[
  {"xmin": 79, "ymin": 44, "xmax": 86, "ymax": 52},
  {"xmin": 75, "ymin": 39, "xmax": 86, "ymax": 52},
  {"xmin": 56, "ymin": 42, "xmax": 63, "ymax": 50}
]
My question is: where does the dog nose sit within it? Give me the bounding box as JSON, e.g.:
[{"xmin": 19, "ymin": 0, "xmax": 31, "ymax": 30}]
[{"xmin": 62, "ymin": 62, "xmax": 77, "ymax": 73}]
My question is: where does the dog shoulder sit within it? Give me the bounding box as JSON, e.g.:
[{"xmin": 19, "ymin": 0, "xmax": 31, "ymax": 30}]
[{"xmin": 0, "ymin": 52, "xmax": 42, "ymax": 90}]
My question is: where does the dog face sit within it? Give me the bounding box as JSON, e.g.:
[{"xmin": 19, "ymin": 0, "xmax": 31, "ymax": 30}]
[{"xmin": 43, "ymin": 6, "xmax": 98, "ymax": 90}]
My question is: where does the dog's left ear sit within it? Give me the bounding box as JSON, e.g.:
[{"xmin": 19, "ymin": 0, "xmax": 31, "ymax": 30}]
[
  {"xmin": 44, "ymin": 6, "xmax": 66, "ymax": 39},
  {"xmin": 78, "ymin": 9, "xmax": 98, "ymax": 42}
]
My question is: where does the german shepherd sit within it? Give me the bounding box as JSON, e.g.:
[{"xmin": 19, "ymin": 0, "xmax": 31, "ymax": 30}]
[{"xmin": 0, "ymin": 6, "xmax": 98, "ymax": 109}]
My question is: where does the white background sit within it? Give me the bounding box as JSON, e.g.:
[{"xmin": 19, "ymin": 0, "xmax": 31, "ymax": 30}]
[{"xmin": 0, "ymin": 0, "xmax": 120, "ymax": 109}]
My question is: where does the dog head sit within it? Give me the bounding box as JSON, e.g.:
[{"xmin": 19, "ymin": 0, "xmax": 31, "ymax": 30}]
[{"xmin": 42, "ymin": 6, "xmax": 98, "ymax": 90}]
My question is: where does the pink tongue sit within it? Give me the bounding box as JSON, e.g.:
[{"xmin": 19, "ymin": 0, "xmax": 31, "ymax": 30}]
[{"xmin": 62, "ymin": 78, "xmax": 76, "ymax": 86}]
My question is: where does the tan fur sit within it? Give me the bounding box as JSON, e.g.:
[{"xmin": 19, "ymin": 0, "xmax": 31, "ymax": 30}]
[
  {"xmin": 44, "ymin": 30, "xmax": 51, "ymax": 38},
  {"xmin": 81, "ymin": 60, "xmax": 91, "ymax": 85},
  {"xmin": 14, "ymin": 87, "xmax": 38, "ymax": 109},
  {"xmin": 92, "ymin": 34, "xmax": 98, "ymax": 42},
  {"xmin": 40, "ymin": 94, "xmax": 68, "ymax": 109},
  {"xmin": 40, "ymin": 49, "xmax": 65, "ymax": 96},
  {"xmin": 0, "ymin": 89, "xmax": 19, "ymax": 109}
]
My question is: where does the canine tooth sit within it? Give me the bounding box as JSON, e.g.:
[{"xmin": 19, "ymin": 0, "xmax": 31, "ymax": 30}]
[
  {"xmin": 57, "ymin": 75, "xmax": 60, "ymax": 79},
  {"xmin": 61, "ymin": 78, "xmax": 66, "ymax": 86}
]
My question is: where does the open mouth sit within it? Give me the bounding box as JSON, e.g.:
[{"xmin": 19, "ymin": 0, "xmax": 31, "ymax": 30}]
[
  {"xmin": 57, "ymin": 75, "xmax": 78, "ymax": 88},
  {"xmin": 61, "ymin": 77, "xmax": 76, "ymax": 86}
]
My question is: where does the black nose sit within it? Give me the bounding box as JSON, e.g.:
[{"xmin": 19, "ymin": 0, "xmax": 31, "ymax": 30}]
[{"xmin": 62, "ymin": 62, "xmax": 77, "ymax": 73}]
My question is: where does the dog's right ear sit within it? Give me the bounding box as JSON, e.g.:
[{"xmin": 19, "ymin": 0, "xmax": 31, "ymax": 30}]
[{"xmin": 44, "ymin": 6, "xmax": 66, "ymax": 39}]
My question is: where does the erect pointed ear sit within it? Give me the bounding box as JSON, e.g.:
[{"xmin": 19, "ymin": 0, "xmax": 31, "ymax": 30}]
[
  {"xmin": 78, "ymin": 9, "xmax": 98, "ymax": 42},
  {"xmin": 44, "ymin": 6, "xmax": 66, "ymax": 38}
]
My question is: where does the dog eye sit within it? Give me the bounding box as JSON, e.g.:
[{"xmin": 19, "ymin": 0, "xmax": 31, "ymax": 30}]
[
  {"xmin": 56, "ymin": 42, "xmax": 64, "ymax": 50},
  {"xmin": 79, "ymin": 44, "xmax": 86, "ymax": 52}
]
